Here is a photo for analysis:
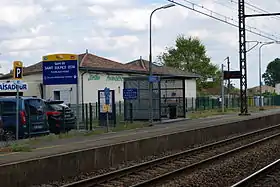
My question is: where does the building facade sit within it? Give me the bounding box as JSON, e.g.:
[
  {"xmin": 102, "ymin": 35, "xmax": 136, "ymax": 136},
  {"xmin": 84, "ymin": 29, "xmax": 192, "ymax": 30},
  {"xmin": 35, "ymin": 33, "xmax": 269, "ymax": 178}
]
[{"xmin": 0, "ymin": 52, "xmax": 199, "ymax": 104}]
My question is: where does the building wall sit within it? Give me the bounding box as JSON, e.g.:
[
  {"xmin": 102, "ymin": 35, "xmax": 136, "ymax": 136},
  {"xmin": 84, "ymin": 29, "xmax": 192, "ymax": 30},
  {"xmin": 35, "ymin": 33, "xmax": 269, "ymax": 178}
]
[
  {"xmin": 0, "ymin": 72, "xmax": 197, "ymax": 105},
  {"xmin": 185, "ymin": 79, "xmax": 197, "ymax": 109},
  {"xmin": 21, "ymin": 74, "xmax": 42, "ymax": 97},
  {"xmin": 0, "ymin": 74, "xmax": 42, "ymax": 97},
  {"xmin": 185, "ymin": 79, "xmax": 196, "ymax": 98},
  {"xmin": 82, "ymin": 72, "xmax": 129, "ymax": 103}
]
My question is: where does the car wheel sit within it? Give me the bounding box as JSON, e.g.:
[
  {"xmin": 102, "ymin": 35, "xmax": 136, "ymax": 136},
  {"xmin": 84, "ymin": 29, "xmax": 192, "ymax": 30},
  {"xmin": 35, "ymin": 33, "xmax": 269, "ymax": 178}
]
[{"xmin": 4, "ymin": 130, "xmax": 16, "ymax": 142}]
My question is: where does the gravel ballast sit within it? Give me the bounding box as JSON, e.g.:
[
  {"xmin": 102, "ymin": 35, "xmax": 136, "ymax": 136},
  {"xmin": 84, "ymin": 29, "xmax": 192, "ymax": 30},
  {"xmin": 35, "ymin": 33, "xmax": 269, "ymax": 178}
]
[
  {"xmin": 157, "ymin": 135, "xmax": 280, "ymax": 187},
  {"xmin": 34, "ymin": 127, "xmax": 280, "ymax": 187}
]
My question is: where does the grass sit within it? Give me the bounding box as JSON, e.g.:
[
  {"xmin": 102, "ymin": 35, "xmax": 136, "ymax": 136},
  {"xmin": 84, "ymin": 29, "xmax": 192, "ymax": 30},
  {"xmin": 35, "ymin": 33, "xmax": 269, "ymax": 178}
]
[
  {"xmin": 188, "ymin": 105, "xmax": 280, "ymax": 119},
  {"xmin": 84, "ymin": 121, "xmax": 150, "ymax": 136},
  {"xmin": 3, "ymin": 105, "xmax": 279, "ymax": 152},
  {"xmin": 0, "ymin": 121, "xmax": 150, "ymax": 152}
]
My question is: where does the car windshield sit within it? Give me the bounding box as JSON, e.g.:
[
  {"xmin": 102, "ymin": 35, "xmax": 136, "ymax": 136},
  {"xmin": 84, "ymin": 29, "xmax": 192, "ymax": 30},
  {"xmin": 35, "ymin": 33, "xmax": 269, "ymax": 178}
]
[
  {"xmin": 26, "ymin": 99, "xmax": 44, "ymax": 115},
  {"xmin": 48, "ymin": 103, "xmax": 68, "ymax": 111}
]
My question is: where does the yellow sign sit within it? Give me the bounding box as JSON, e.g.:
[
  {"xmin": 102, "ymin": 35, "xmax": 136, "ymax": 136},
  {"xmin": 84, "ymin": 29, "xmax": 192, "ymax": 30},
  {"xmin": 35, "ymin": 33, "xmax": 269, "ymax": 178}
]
[
  {"xmin": 13, "ymin": 61, "xmax": 23, "ymax": 80},
  {"xmin": 42, "ymin": 54, "xmax": 78, "ymax": 62},
  {"xmin": 102, "ymin": 104, "xmax": 111, "ymax": 112}
]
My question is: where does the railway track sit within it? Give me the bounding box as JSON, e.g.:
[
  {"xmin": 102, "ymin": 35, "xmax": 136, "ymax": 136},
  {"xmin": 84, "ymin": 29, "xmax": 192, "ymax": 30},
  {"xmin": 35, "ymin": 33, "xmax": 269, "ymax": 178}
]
[
  {"xmin": 231, "ymin": 159, "xmax": 280, "ymax": 187},
  {"xmin": 61, "ymin": 124, "xmax": 280, "ymax": 187}
]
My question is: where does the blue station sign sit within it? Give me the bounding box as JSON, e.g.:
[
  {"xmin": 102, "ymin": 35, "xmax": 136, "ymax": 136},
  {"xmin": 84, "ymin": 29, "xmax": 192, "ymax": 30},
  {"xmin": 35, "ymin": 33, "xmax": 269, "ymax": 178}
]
[
  {"xmin": 123, "ymin": 88, "xmax": 138, "ymax": 100},
  {"xmin": 42, "ymin": 54, "xmax": 78, "ymax": 85}
]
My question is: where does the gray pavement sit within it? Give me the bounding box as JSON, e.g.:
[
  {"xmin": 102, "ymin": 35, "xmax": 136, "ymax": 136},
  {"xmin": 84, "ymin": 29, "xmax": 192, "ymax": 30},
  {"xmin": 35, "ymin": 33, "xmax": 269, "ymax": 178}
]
[{"xmin": 0, "ymin": 109, "xmax": 279, "ymax": 165}]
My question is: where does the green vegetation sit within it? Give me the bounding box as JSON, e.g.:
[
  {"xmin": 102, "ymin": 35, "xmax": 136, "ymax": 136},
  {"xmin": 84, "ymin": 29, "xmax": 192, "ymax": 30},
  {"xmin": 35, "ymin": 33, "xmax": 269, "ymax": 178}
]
[
  {"xmin": 84, "ymin": 122, "xmax": 149, "ymax": 136},
  {"xmin": 263, "ymin": 58, "xmax": 280, "ymax": 87},
  {"xmin": 9, "ymin": 143, "xmax": 31, "ymax": 152},
  {"xmin": 158, "ymin": 35, "xmax": 221, "ymax": 91},
  {"xmin": 188, "ymin": 106, "xmax": 280, "ymax": 119}
]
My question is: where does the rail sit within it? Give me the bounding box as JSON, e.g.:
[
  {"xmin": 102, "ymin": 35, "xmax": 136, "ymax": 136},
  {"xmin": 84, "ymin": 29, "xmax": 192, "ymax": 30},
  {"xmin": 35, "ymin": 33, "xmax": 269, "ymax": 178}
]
[
  {"xmin": 231, "ymin": 159, "xmax": 280, "ymax": 187},
  {"xmin": 61, "ymin": 124, "xmax": 280, "ymax": 187}
]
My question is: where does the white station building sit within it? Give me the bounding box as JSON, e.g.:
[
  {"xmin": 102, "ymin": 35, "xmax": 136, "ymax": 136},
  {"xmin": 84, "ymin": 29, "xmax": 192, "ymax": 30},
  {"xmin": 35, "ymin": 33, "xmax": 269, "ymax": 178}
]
[{"xmin": 0, "ymin": 51, "xmax": 199, "ymax": 104}]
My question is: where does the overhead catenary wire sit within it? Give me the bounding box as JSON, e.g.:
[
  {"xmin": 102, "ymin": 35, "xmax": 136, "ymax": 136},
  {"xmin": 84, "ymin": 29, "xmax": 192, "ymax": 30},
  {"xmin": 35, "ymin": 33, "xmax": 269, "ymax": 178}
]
[
  {"xmin": 167, "ymin": 0, "xmax": 280, "ymax": 41},
  {"xmin": 226, "ymin": 0, "xmax": 280, "ymax": 38},
  {"xmin": 227, "ymin": 0, "xmax": 280, "ymax": 21}
]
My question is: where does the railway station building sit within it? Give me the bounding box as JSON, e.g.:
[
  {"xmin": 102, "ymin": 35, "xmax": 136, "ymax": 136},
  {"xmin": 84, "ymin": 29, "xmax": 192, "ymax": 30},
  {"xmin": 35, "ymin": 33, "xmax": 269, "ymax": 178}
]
[{"xmin": 0, "ymin": 51, "xmax": 199, "ymax": 105}]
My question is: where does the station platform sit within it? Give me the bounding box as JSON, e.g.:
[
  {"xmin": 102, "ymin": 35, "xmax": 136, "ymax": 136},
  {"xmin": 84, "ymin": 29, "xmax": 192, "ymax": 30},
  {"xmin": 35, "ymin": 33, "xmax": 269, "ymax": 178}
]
[{"xmin": 0, "ymin": 109, "xmax": 279, "ymax": 165}]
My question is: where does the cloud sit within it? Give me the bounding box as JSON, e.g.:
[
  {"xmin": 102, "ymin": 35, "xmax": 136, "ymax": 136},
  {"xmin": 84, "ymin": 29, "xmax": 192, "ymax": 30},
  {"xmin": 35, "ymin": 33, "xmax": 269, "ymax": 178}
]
[
  {"xmin": 0, "ymin": 0, "xmax": 279, "ymax": 89},
  {"xmin": 0, "ymin": 4, "xmax": 43, "ymax": 25}
]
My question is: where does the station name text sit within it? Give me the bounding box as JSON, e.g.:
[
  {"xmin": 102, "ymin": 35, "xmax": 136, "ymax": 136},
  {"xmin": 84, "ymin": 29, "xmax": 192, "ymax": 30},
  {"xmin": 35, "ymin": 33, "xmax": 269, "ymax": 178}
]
[{"xmin": 44, "ymin": 61, "xmax": 76, "ymax": 71}]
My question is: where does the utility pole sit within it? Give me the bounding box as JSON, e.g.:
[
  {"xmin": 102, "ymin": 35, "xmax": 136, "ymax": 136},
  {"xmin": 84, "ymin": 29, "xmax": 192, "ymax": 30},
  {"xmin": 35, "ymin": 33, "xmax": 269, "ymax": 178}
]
[
  {"xmin": 238, "ymin": 0, "xmax": 280, "ymax": 115},
  {"xmin": 226, "ymin": 57, "xmax": 230, "ymax": 108},
  {"xmin": 221, "ymin": 64, "xmax": 225, "ymax": 113},
  {"xmin": 148, "ymin": 3, "xmax": 175, "ymax": 124}
]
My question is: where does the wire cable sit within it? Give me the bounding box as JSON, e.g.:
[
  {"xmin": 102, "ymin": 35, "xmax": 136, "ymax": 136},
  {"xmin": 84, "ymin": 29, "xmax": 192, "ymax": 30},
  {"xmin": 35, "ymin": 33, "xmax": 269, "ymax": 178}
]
[
  {"xmin": 168, "ymin": 0, "xmax": 280, "ymax": 41},
  {"xmin": 213, "ymin": 0, "xmax": 280, "ymax": 38}
]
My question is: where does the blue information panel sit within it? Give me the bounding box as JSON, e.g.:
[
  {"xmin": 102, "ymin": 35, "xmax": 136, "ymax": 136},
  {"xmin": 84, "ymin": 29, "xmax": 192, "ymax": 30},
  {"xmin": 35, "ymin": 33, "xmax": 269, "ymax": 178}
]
[
  {"xmin": 104, "ymin": 87, "xmax": 110, "ymax": 105},
  {"xmin": 123, "ymin": 88, "xmax": 138, "ymax": 100},
  {"xmin": 149, "ymin": 76, "xmax": 160, "ymax": 83},
  {"xmin": 43, "ymin": 60, "xmax": 78, "ymax": 85}
]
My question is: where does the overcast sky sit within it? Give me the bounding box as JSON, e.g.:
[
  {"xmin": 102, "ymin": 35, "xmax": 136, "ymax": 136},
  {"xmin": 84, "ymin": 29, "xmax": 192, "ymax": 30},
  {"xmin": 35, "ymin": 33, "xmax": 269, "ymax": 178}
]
[{"xmin": 0, "ymin": 0, "xmax": 280, "ymax": 88}]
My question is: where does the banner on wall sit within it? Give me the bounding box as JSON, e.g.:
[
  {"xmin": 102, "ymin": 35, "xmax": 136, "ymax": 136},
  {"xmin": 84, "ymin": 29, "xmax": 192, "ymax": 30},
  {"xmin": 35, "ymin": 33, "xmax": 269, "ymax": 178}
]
[{"xmin": 0, "ymin": 82, "xmax": 28, "ymax": 92}]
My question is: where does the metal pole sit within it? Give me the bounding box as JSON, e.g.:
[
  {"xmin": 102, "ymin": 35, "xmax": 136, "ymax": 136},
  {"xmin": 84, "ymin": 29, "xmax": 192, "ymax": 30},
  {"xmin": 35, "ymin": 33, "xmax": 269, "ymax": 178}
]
[
  {"xmin": 76, "ymin": 59, "xmax": 80, "ymax": 130},
  {"xmin": 258, "ymin": 42, "xmax": 275, "ymax": 109},
  {"xmin": 148, "ymin": 4, "xmax": 175, "ymax": 124},
  {"xmin": 149, "ymin": 9, "xmax": 154, "ymax": 124},
  {"xmin": 16, "ymin": 84, "xmax": 19, "ymax": 140},
  {"xmin": 106, "ymin": 111, "xmax": 109, "ymax": 132},
  {"xmin": 259, "ymin": 44, "xmax": 263, "ymax": 109},
  {"xmin": 227, "ymin": 57, "xmax": 230, "ymax": 108},
  {"xmin": 221, "ymin": 64, "xmax": 225, "ymax": 112}
]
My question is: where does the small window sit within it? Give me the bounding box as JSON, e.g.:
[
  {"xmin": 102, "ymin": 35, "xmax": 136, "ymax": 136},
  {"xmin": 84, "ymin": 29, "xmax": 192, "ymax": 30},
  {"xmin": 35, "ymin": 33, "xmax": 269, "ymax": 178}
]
[
  {"xmin": 1, "ymin": 101, "xmax": 16, "ymax": 114},
  {"xmin": 25, "ymin": 99, "xmax": 44, "ymax": 115},
  {"xmin": 54, "ymin": 91, "xmax": 60, "ymax": 100}
]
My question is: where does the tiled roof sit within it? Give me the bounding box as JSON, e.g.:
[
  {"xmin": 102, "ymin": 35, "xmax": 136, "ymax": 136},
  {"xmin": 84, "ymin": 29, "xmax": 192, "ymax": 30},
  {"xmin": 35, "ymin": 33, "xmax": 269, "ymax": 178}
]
[
  {"xmin": 80, "ymin": 53, "xmax": 125, "ymax": 69},
  {"xmin": 125, "ymin": 58, "xmax": 200, "ymax": 78},
  {"xmin": 0, "ymin": 54, "xmax": 199, "ymax": 79},
  {"xmin": 0, "ymin": 53, "xmax": 125, "ymax": 79}
]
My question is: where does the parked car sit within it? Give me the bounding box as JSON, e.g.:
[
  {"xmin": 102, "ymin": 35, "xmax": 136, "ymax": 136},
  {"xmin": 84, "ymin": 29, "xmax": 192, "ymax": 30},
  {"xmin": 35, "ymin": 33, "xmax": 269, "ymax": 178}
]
[
  {"xmin": 0, "ymin": 97, "xmax": 49, "ymax": 140},
  {"xmin": 44, "ymin": 100, "xmax": 76, "ymax": 134}
]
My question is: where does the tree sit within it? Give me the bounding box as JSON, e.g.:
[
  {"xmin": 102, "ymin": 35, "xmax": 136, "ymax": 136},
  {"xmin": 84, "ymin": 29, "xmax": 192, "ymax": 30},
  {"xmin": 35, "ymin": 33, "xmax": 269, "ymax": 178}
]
[
  {"xmin": 158, "ymin": 35, "xmax": 221, "ymax": 91},
  {"xmin": 262, "ymin": 58, "xmax": 280, "ymax": 87}
]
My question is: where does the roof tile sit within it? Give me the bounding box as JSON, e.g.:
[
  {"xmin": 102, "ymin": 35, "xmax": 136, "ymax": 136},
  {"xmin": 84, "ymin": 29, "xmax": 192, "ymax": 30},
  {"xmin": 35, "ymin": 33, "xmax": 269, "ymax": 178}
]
[{"xmin": 0, "ymin": 54, "xmax": 199, "ymax": 79}]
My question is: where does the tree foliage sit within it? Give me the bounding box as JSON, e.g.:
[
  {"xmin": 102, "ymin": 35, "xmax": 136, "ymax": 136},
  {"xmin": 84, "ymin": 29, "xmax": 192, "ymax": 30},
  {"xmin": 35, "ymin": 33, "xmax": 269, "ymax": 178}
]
[
  {"xmin": 262, "ymin": 58, "xmax": 280, "ymax": 87},
  {"xmin": 158, "ymin": 35, "xmax": 220, "ymax": 91}
]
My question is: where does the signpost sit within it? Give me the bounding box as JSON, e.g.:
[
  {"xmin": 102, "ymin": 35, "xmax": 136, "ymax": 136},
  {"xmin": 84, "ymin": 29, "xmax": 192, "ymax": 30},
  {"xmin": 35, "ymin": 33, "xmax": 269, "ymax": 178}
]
[
  {"xmin": 123, "ymin": 88, "xmax": 138, "ymax": 100},
  {"xmin": 13, "ymin": 61, "xmax": 23, "ymax": 140},
  {"xmin": 104, "ymin": 87, "xmax": 110, "ymax": 132},
  {"xmin": 42, "ymin": 54, "xmax": 80, "ymax": 129},
  {"xmin": 149, "ymin": 75, "xmax": 160, "ymax": 83},
  {"xmin": 98, "ymin": 89, "xmax": 116, "ymax": 128}
]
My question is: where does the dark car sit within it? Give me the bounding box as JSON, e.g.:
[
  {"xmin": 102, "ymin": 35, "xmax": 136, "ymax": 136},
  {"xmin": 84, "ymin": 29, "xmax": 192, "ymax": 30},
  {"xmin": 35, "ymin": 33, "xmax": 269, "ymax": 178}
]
[
  {"xmin": 0, "ymin": 97, "xmax": 49, "ymax": 140},
  {"xmin": 44, "ymin": 100, "xmax": 76, "ymax": 134}
]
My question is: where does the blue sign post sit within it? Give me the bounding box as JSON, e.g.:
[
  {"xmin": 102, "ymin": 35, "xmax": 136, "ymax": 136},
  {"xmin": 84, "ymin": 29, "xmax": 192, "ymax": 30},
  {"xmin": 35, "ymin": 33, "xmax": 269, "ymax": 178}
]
[
  {"xmin": 149, "ymin": 75, "xmax": 160, "ymax": 83},
  {"xmin": 42, "ymin": 59, "xmax": 78, "ymax": 85},
  {"xmin": 104, "ymin": 87, "xmax": 110, "ymax": 105},
  {"xmin": 42, "ymin": 54, "xmax": 80, "ymax": 130},
  {"xmin": 123, "ymin": 88, "xmax": 138, "ymax": 100}
]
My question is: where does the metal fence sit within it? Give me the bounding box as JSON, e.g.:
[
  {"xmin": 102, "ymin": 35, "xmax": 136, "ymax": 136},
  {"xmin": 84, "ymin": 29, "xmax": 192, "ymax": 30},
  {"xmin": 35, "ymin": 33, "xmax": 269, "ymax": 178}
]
[{"xmin": 72, "ymin": 95, "xmax": 276, "ymax": 129}]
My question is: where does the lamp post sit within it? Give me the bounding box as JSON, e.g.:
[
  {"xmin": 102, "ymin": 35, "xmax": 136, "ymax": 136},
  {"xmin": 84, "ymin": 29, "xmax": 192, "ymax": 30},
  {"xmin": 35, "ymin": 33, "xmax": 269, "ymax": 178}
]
[
  {"xmin": 149, "ymin": 3, "xmax": 175, "ymax": 123},
  {"xmin": 258, "ymin": 41, "xmax": 280, "ymax": 109}
]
